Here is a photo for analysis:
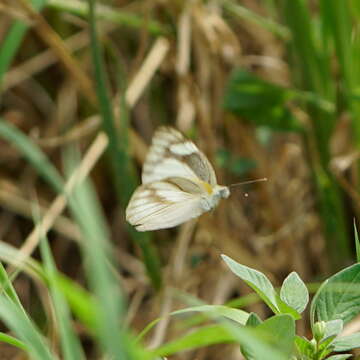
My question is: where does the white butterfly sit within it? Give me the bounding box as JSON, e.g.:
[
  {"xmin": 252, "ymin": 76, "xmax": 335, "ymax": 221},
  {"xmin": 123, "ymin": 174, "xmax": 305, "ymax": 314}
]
[{"xmin": 126, "ymin": 126, "xmax": 230, "ymax": 231}]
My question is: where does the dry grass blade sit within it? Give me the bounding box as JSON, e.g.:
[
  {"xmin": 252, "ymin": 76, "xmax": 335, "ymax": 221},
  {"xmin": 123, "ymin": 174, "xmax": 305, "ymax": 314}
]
[
  {"xmin": 35, "ymin": 36, "xmax": 170, "ymax": 162},
  {"xmin": 8, "ymin": 132, "xmax": 108, "ymax": 275},
  {"xmin": 125, "ymin": 37, "xmax": 170, "ymax": 108},
  {"xmin": 2, "ymin": 26, "xmax": 113, "ymax": 91},
  {"xmin": 18, "ymin": 0, "xmax": 97, "ymax": 103},
  {"xmin": 0, "ymin": 180, "xmax": 80, "ymax": 242}
]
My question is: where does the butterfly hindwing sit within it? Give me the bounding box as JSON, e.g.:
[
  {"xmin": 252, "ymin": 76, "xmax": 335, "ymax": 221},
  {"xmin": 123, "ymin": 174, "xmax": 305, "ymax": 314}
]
[
  {"xmin": 142, "ymin": 127, "xmax": 217, "ymax": 186},
  {"xmin": 126, "ymin": 178, "xmax": 208, "ymax": 231}
]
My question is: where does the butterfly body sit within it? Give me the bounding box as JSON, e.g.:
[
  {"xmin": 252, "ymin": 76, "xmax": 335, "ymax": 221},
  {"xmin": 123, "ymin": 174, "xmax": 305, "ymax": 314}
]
[{"xmin": 126, "ymin": 127, "xmax": 229, "ymax": 231}]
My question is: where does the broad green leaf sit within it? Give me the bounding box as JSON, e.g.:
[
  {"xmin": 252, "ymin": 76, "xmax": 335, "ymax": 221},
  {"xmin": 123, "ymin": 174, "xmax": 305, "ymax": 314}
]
[
  {"xmin": 275, "ymin": 294, "xmax": 301, "ymax": 320},
  {"xmin": 224, "ymin": 69, "xmax": 290, "ymax": 109},
  {"xmin": 326, "ymin": 355, "xmax": 352, "ymax": 360},
  {"xmin": 246, "ymin": 313, "xmax": 262, "ymax": 327},
  {"xmin": 294, "ymin": 336, "xmax": 314, "ymax": 358},
  {"xmin": 221, "ymin": 255, "xmax": 279, "ymax": 313},
  {"xmin": 354, "ymin": 220, "xmax": 360, "ymax": 263},
  {"xmin": 280, "ymin": 272, "xmax": 309, "ymax": 314},
  {"xmin": 323, "ymin": 319, "xmax": 343, "ymax": 340},
  {"xmin": 257, "ymin": 315, "xmax": 295, "ymax": 357},
  {"xmin": 332, "ymin": 332, "xmax": 360, "ymax": 351},
  {"xmin": 223, "ymin": 69, "xmax": 302, "ymax": 132},
  {"xmin": 311, "ymin": 263, "xmax": 360, "ymax": 325},
  {"xmin": 241, "ymin": 314, "xmax": 295, "ymax": 360}
]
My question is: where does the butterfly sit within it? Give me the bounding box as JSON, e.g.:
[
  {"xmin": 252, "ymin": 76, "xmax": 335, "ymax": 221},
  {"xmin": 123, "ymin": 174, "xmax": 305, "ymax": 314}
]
[{"xmin": 126, "ymin": 126, "xmax": 230, "ymax": 231}]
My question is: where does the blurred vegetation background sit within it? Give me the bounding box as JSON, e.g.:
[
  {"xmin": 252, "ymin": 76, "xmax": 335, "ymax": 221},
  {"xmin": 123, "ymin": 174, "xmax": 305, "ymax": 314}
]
[{"xmin": 0, "ymin": 0, "xmax": 360, "ymax": 358}]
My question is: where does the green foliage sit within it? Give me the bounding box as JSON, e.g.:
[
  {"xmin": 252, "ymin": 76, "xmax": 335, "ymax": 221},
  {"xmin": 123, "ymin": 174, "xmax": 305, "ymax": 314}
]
[
  {"xmin": 222, "ymin": 255, "xmax": 360, "ymax": 359},
  {"xmin": 311, "ymin": 264, "xmax": 360, "ymax": 325},
  {"xmin": 87, "ymin": 0, "xmax": 161, "ymax": 289},
  {"xmin": 216, "ymin": 149, "xmax": 257, "ymax": 176},
  {"xmin": 280, "ymin": 272, "xmax": 309, "ymax": 314},
  {"xmin": 223, "ymin": 69, "xmax": 302, "ymax": 131}
]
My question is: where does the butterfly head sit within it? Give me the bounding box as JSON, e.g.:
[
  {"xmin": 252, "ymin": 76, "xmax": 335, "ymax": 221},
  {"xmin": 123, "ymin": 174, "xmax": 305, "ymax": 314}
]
[{"xmin": 213, "ymin": 185, "xmax": 230, "ymax": 200}]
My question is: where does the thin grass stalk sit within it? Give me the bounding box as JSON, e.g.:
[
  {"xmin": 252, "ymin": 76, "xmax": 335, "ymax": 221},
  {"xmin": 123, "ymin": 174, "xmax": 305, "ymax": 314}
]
[
  {"xmin": 280, "ymin": 0, "xmax": 351, "ymax": 269},
  {"xmin": 87, "ymin": 0, "xmax": 162, "ymax": 288},
  {"xmin": 63, "ymin": 146, "xmax": 130, "ymax": 360},
  {"xmin": 321, "ymin": 1, "xmax": 360, "ymax": 153},
  {"xmin": 0, "ymin": 120, "xmax": 64, "ymax": 192},
  {"xmin": 40, "ymin": 235, "xmax": 85, "ymax": 360},
  {"xmin": 0, "ymin": 0, "xmax": 47, "ymax": 87}
]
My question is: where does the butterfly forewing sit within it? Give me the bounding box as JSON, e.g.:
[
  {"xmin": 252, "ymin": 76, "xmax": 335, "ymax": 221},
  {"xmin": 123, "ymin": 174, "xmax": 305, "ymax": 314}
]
[
  {"xmin": 142, "ymin": 127, "xmax": 217, "ymax": 186},
  {"xmin": 126, "ymin": 178, "xmax": 207, "ymax": 231}
]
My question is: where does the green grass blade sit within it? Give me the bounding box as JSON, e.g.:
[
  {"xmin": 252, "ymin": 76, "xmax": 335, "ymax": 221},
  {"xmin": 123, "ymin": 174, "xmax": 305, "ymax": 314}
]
[
  {"xmin": 0, "ymin": 0, "xmax": 47, "ymax": 87},
  {"xmin": 0, "ymin": 120, "xmax": 64, "ymax": 192},
  {"xmin": 46, "ymin": 0, "xmax": 168, "ymax": 35},
  {"xmin": 0, "ymin": 296, "xmax": 54, "ymax": 360},
  {"xmin": 322, "ymin": 0, "xmax": 360, "ymax": 148},
  {"xmin": 0, "ymin": 262, "xmax": 24, "ymax": 309},
  {"xmin": 0, "ymin": 332, "xmax": 27, "ymax": 351},
  {"xmin": 40, "ymin": 236, "xmax": 85, "ymax": 360},
  {"xmin": 0, "ymin": 239, "xmax": 98, "ymax": 333},
  {"xmin": 63, "ymin": 146, "xmax": 130, "ymax": 360},
  {"xmin": 223, "ymin": 0, "xmax": 290, "ymax": 39},
  {"xmin": 280, "ymin": 0, "xmax": 351, "ymax": 269},
  {"xmin": 86, "ymin": 0, "xmax": 161, "ymax": 288}
]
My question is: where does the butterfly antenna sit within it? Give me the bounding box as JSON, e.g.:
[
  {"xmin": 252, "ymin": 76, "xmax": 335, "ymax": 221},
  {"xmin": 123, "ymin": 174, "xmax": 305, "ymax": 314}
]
[{"xmin": 229, "ymin": 177, "xmax": 268, "ymax": 188}]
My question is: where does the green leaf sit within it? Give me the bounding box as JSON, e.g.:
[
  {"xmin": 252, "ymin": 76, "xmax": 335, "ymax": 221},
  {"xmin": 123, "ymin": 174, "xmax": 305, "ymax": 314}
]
[
  {"xmin": 311, "ymin": 263, "xmax": 360, "ymax": 326},
  {"xmin": 223, "ymin": 69, "xmax": 302, "ymax": 132},
  {"xmin": 221, "ymin": 255, "xmax": 279, "ymax": 313},
  {"xmin": 246, "ymin": 313, "xmax": 262, "ymax": 327},
  {"xmin": 275, "ymin": 294, "xmax": 301, "ymax": 320},
  {"xmin": 241, "ymin": 314, "xmax": 295, "ymax": 360},
  {"xmin": 256, "ymin": 315, "xmax": 295, "ymax": 357},
  {"xmin": 354, "ymin": 220, "xmax": 360, "ymax": 263},
  {"xmin": 323, "ymin": 319, "xmax": 343, "ymax": 340},
  {"xmin": 326, "ymin": 355, "xmax": 352, "ymax": 360},
  {"xmin": 280, "ymin": 272, "xmax": 309, "ymax": 314},
  {"xmin": 332, "ymin": 332, "xmax": 360, "ymax": 352},
  {"xmin": 216, "ymin": 149, "xmax": 257, "ymax": 176},
  {"xmin": 294, "ymin": 336, "xmax": 314, "ymax": 358}
]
